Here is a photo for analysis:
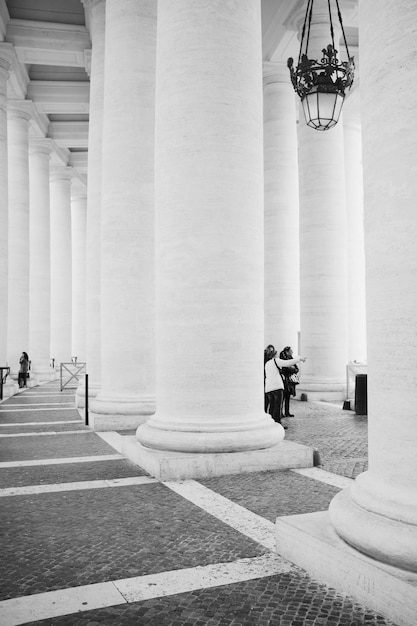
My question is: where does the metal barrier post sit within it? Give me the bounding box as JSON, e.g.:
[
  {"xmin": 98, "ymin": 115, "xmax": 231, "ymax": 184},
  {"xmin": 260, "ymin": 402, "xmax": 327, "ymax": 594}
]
[
  {"xmin": 0, "ymin": 367, "xmax": 10, "ymax": 401},
  {"xmin": 85, "ymin": 373, "xmax": 89, "ymax": 426}
]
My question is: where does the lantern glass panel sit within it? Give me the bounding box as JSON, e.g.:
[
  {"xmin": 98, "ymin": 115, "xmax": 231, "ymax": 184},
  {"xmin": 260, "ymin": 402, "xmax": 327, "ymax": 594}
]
[{"xmin": 302, "ymin": 90, "xmax": 344, "ymax": 131}]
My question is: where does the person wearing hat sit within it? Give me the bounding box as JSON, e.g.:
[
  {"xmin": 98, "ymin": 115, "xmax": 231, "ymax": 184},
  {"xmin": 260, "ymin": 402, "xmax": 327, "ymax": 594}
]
[{"xmin": 264, "ymin": 345, "xmax": 306, "ymax": 428}]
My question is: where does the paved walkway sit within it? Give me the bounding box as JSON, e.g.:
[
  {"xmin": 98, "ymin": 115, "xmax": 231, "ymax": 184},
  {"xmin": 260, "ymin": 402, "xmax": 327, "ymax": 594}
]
[{"xmin": 0, "ymin": 382, "xmax": 394, "ymax": 626}]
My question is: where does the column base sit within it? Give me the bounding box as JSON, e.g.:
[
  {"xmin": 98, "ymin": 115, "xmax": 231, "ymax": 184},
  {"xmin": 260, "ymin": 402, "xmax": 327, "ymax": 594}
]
[
  {"xmin": 76, "ymin": 382, "xmax": 100, "ymax": 409},
  {"xmin": 1, "ymin": 380, "xmax": 19, "ymax": 399},
  {"xmin": 31, "ymin": 368, "xmax": 57, "ymax": 383},
  {"xmin": 329, "ymin": 485, "xmax": 417, "ymax": 573},
  {"xmin": 88, "ymin": 393, "xmax": 155, "ymax": 431},
  {"xmin": 136, "ymin": 414, "xmax": 284, "ymax": 453},
  {"xmin": 297, "ymin": 381, "xmax": 346, "ymax": 402},
  {"xmin": 121, "ymin": 437, "xmax": 313, "ymax": 480},
  {"xmin": 275, "ymin": 510, "xmax": 417, "ymax": 626}
]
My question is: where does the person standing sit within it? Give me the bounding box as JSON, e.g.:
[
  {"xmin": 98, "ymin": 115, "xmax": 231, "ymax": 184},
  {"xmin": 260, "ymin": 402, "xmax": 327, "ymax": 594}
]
[
  {"xmin": 18, "ymin": 352, "xmax": 29, "ymax": 388},
  {"xmin": 264, "ymin": 345, "xmax": 306, "ymax": 428},
  {"xmin": 279, "ymin": 346, "xmax": 299, "ymax": 418}
]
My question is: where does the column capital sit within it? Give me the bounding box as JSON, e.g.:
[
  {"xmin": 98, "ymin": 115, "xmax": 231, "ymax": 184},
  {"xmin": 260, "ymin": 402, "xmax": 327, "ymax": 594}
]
[
  {"xmin": 71, "ymin": 187, "xmax": 87, "ymax": 202},
  {"xmin": 0, "ymin": 42, "xmax": 15, "ymax": 73},
  {"xmin": 82, "ymin": 0, "xmax": 105, "ymax": 9},
  {"xmin": 50, "ymin": 165, "xmax": 74, "ymax": 182},
  {"xmin": 263, "ymin": 61, "xmax": 291, "ymax": 87},
  {"xmin": 82, "ymin": 0, "xmax": 106, "ymax": 34},
  {"xmin": 29, "ymin": 137, "xmax": 53, "ymax": 157},
  {"xmin": 7, "ymin": 99, "xmax": 33, "ymax": 122}
]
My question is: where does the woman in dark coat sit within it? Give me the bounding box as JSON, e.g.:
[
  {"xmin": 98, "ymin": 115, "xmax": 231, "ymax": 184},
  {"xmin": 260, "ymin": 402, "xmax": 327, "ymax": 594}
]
[
  {"xmin": 18, "ymin": 352, "xmax": 29, "ymax": 388},
  {"xmin": 279, "ymin": 346, "xmax": 299, "ymax": 418}
]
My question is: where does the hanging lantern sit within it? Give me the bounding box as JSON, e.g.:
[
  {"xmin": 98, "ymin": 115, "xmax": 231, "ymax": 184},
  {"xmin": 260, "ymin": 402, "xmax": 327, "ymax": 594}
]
[{"xmin": 287, "ymin": 0, "xmax": 355, "ymax": 131}]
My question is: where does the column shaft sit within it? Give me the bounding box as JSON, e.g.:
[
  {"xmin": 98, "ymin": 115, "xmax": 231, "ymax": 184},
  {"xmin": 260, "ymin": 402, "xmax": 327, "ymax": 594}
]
[
  {"xmin": 343, "ymin": 89, "xmax": 367, "ymax": 363},
  {"xmin": 0, "ymin": 45, "xmax": 14, "ymax": 369},
  {"xmin": 78, "ymin": 0, "xmax": 105, "ymax": 406},
  {"xmin": 29, "ymin": 139, "xmax": 54, "ymax": 381},
  {"xmin": 297, "ymin": 4, "xmax": 348, "ymax": 400},
  {"xmin": 7, "ymin": 100, "xmax": 32, "ymax": 376},
  {"xmin": 50, "ymin": 167, "xmax": 73, "ymax": 367},
  {"xmin": 329, "ymin": 0, "xmax": 417, "ymax": 572},
  {"xmin": 71, "ymin": 189, "xmax": 87, "ymax": 362},
  {"xmin": 263, "ymin": 62, "xmax": 300, "ymax": 352},
  {"xmin": 137, "ymin": 0, "xmax": 282, "ymax": 453},
  {"xmin": 89, "ymin": 0, "xmax": 156, "ymax": 429}
]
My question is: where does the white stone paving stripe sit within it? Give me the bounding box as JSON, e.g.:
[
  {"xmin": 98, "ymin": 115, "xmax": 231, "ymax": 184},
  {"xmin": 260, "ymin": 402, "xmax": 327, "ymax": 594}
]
[
  {"xmin": 163, "ymin": 479, "xmax": 276, "ymax": 551},
  {"xmin": 0, "ymin": 475, "xmax": 158, "ymax": 497},
  {"xmin": 0, "ymin": 420, "xmax": 81, "ymax": 427},
  {"xmin": 0, "ymin": 553, "xmax": 293, "ymax": 626},
  {"xmin": 114, "ymin": 552, "xmax": 293, "ymax": 601},
  {"xmin": 0, "ymin": 403, "xmax": 74, "ymax": 408},
  {"xmin": 10, "ymin": 394, "xmax": 73, "ymax": 398},
  {"xmin": 0, "ymin": 581, "xmax": 126, "ymax": 626},
  {"xmin": 0, "ymin": 454, "xmax": 124, "ymax": 468},
  {"xmin": 0, "ymin": 407, "xmax": 76, "ymax": 412},
  {"xmin": 97, "ymin": 431, "xmax": 124, "ymax": 453},
  {"xmin": 0, "ymin": 430, "xmax": 89, "ymax": 438},
  {"xmin": 291, "ymin": 467, "xmax": 353, "ymax": 489}
]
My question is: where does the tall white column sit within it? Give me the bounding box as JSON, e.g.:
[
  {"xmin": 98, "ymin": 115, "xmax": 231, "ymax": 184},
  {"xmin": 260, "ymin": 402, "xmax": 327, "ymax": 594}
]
[
  {"xmin": 89, "ymin": 0, "xmax": 156, "ymax": 430},
  {"xmin": 77, "ymin": 0, "xmax": 105, "ymax": 407},
  {"xmin": 137, "ymin": 0, "xmax": 282, "ymax": 454},
  {"xmin": 0, "ymin": 45, "xmax": 14, "ymax": 391},
  {"xmin": 297, "ymin": 0, "xmax": 348, "ymax": 401},
  {"xmin": 29, "ymin": 138, "xmax": 54, "ymax": 381},
  {"xmin": 263, "ymin": 61, "xmax": 300, "ymax": 352},
  {"xmin": 50, "ymin": 166, "xmax": 73, "ymax": 367},
  {"xmin": 7, "ymin": 100, "xmax": 32, "ymax": 377},
  {"xmin": 329, "ymin": 0, "xmax": 417, "ymax": 573},
  {"xmin": 71, "ymin": 188, "xmax": 87, "ymax": 363},
  {"xmin": 343, "ymin": 88, "xmax": 367, "ymax": 363}
]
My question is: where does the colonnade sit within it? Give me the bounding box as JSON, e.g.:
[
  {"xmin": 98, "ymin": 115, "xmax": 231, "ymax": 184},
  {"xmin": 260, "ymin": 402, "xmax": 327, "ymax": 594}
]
[
  {"xmin": 1, "ymin": 0, "xmax": 416, "ymax": 580},
  {"xmin": 0, "ymin": 46, "xmax": 87, "ymax": 391}
]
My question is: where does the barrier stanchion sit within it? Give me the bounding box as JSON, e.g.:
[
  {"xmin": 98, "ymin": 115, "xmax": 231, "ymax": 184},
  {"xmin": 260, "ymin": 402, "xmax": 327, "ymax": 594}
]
[
  {"xmin": 85, "ymin": 373, "xmax": 89, "ymax": 426},
  {"xmin": 0, "ymin": 367, "xmax": 10, "ymax": 401}
]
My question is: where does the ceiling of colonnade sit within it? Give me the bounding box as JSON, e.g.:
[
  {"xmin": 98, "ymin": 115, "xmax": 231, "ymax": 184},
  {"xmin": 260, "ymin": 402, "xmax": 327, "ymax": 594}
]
[{"xmin": 2, "ymin": 0, "xmax": 357, "ymax": 186}]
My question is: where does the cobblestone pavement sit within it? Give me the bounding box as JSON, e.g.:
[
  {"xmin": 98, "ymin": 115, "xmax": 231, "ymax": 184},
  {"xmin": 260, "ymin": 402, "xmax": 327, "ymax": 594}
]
[{"xmin": 0, "ymin": 381, "xmax": 396, "ymax": 626}]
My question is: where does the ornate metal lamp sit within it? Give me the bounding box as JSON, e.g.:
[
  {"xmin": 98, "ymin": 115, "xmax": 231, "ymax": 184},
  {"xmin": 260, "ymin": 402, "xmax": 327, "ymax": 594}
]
[{"xmin": 287, "ymin": 0, "xmax": 355, "ymax": 131}]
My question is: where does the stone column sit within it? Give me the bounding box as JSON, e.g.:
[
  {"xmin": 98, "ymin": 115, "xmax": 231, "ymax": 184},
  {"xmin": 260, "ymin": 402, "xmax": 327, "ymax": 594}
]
[
  {"xmin": 50, "ymin": 166, "xmax": 73, "ymax": 367},
  {"xmin": 0, "ymin": 44, "xmax": 15, "ymax": 395},
  {"xmin": 71, "ymin": 188, "xmax": 87, "ymax": 363},
  {"xmin": 329, "ymin": 0, "xmax": 417, "ymax": 573},
  {"xmin": 29, "ymin": 138, "xmax": 54, "ymax": 381},
  {"xmin": 297, "ymin": 0, "xmax": 348, "ymax": 401},
  {"xmin": 136, "ymin": 0, "xmax": 283, "ymax": 456},
  {"xmin": 263, "ymin": 61, "xmax": 300, "ymax": 352},
  {"xmin": 7, "ymin": 100, "xmax": 32, "ymax": 378},
  {"xmin": 89, "ymin": 0, "xmax": 156, "ymax": 430},
  {"xmin": 77, "ymin": 0, "xmax": 105, "ymax": 407},
  {"xmin": 343, "ymin": 87, "xmax": 367, "ymax": 363}
]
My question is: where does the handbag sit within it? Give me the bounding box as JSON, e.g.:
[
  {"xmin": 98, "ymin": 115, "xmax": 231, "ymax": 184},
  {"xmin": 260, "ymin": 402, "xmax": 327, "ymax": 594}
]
[{"xmin": 289, "ymin": 372, "xmax": 300, "ymax": 384}]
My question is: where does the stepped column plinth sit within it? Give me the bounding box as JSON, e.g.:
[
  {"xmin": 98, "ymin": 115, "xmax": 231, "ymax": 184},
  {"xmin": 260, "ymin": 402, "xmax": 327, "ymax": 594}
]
[{"xmin": 29, "ymin": 138, "xmax": 55, "ymax": 382}]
